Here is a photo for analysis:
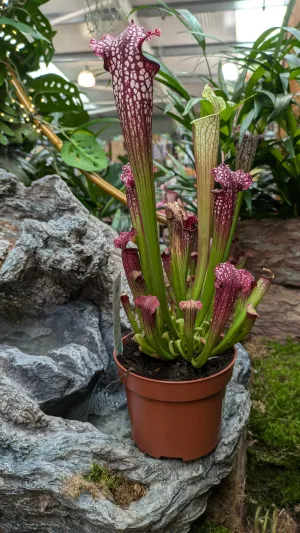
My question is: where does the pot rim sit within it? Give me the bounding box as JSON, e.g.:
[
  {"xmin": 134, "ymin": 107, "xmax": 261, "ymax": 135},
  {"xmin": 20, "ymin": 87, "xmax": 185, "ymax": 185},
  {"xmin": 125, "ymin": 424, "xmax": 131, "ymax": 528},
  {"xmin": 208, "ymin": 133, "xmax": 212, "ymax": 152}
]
[{"xmin": 114, "ymin": 333, "xmax": 237, "ymax": 386}]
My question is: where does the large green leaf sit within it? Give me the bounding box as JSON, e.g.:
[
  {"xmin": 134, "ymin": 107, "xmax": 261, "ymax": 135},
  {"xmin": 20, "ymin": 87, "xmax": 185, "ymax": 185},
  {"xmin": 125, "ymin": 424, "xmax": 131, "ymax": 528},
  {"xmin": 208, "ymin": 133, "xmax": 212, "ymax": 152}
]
[
  {"xmin": 247, "ymin": 27, "xmax": 281, "ymax": 62},
  {"xmin": 256, "ymin": 89, "xmax": 275, "ymax": 104},
  {"xmin": 239, "ymin": 108, "xmax": 256, "ymax": 145},
  {"xmin": 220, "ymin": 95, "xmax": 255, "ymax": 123},
  {"xmin": 0, "ymin": 64, "xmax": 6, "ymax": 87},
  {"xmin": 217, "ymin": 61, "xmax": 228, "ymax": 97},
  {"xmin": 289, "ymin": 67, "xmax": 300, "ymax": 81},
  {"xmin": 175, "ymin": 8, "xmax": 206, "ymax": 51},
  {"xmin": 0, "ymin": 17, "xmax": 50, "ymax": 42},
  {"xmin": 275, "ymin": 0, "xmax": 297, "ymax": 58},
  {"xmin": 284, "ymin": 54, "xmax": 300, "ymax": 68},
  {"xmin": 15, "ymin": 2, "xmax": 55, "ymax": 64},
  {"xmin": 282, "ymin": 26, "xmax": 300, "ymax": 41},
  {"xmin": 280, "ymin": 71, "xmax": 290, "ymax": 93},
  {"xmin": 182, "ymin": 97, "xmax": 205, "ymax": 116},
  {"xmin": 59, "ymin": 110, "xmax": 90, "ymax": 128},
  {"xmin": 245, "ymin": 66, "xmax": 266, "ymax": 98},
  {"xmin": 61, "ymin": 130, "xmax": 108, "ymax": 172},
  {"xmin": 30, "ymin": 74, "xmax": 83, "ymax": 112},
  {"xmin": 155, "ymin": 0, "xmax": 206, "ymax": 51},
  {"xmin": 231, "ymin": 69, "xmax": 247, "ymax": 102},
  {"xmin": 0, "ymin": 133, "xmax": 9, "ymax": 146},
  {"xmin": 0, "ymin": 20, "xmax": 41, "ymax": 70},
  {"xmin": 144, "ymin": 52, "xmax": 190, "ymax": 101},
  {"xmin": 268, "ymin": 94, "xmax": 293, "ymax": 123},
  {"xmin": 0, "ymin": 121, "xmax": 14, "ymax": 136}
]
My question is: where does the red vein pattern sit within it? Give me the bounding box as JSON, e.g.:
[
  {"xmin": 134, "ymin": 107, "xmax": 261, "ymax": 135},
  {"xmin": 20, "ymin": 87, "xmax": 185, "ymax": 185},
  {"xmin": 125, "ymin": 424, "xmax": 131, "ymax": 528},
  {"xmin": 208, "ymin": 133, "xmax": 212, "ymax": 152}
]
[
  {"xmin": 135, "ymin": 295, "xmax": 160, "ymax": 335},
  {"xmin": 212, "ymin": 163, "xmax": 252, "ymax": 253},
  {"xmin": 90, "ymin": 21, "xmax": 160, "ymax": 172},
  {"xmin": 236, "ymin": 269, "xmax": 256, "ymax": 298},
  {"xmin": 114, "ymin": 227, "xmax": 137, "ymax": 250}
]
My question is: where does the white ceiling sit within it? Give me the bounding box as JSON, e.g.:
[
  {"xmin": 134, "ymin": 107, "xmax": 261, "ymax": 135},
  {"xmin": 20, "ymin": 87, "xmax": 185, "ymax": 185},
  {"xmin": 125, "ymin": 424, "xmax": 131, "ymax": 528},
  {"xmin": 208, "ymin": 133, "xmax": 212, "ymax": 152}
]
[{"xmin": 40, "ymin": 0, "xmax": 289, "ymax": 132}]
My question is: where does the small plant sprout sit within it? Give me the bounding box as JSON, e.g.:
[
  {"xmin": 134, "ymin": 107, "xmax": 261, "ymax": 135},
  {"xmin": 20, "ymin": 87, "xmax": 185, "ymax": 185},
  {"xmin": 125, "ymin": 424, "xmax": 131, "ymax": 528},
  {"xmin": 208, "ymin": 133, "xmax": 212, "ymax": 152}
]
[{"xmin": 91, "ymin": 21, "xmax": 273, "ymax": 368}]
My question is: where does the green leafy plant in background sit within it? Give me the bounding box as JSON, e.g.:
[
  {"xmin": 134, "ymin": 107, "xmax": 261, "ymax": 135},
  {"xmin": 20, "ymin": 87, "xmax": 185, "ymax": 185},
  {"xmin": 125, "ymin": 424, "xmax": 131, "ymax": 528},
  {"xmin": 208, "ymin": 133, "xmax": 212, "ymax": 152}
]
[
  {"xmin": 253, "ymin": 506, "xmax": 297, "ymax": 533},
  {"xmin": 28, "ymin": 146, "xmax": 130, "ymax": 224},
  {"xmin": 0, "ymin": 0, "xmax": 107, "ymax": 167},
  {"xmin": 0, "ymin": 0, "xmax": 128, "ymax": 227},
  {"xmin": 91, "ymin": 21, "xmax": 274, "ymax": 367},
  {"xmin": 2, "ymin": 0, "xmax": 299, "ymax": 228},
  {"xmin": 135, "ymin": 0, "xmax": 300, "ymax": 219}
]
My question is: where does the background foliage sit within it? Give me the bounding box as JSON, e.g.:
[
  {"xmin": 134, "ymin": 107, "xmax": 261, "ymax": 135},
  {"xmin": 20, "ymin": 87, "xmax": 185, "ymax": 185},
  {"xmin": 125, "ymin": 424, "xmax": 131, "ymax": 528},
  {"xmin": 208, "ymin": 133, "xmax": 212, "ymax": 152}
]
[
  {"xmin": 142, "ymin": 0, "xmax": 300, "ymax": 218},
  {"xmin": 0, "ymin": 0, "xmax": 128, "ymax": 226},
  {"xmin": 1, "ymin": 0, "xmax": 300, "ymax": 223}
]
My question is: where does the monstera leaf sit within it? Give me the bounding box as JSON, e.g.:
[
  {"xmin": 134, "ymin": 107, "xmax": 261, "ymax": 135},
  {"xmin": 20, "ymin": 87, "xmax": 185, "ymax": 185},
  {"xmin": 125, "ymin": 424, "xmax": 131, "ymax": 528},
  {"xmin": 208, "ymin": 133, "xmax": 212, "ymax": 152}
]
[
  {"xmin": 61, "ymin": 130, "xmax": 108, "ymax": 172},
  {"xmin": 0, "ymin": 17, "xmax": 50, "ymax": 42},
  {"xmin": 30, "ymin": 74, "xmax": 83, "ymax": 112},
  {"xmin": 13, "ymin": 2, "xmax": 55, "ymax": 64}
]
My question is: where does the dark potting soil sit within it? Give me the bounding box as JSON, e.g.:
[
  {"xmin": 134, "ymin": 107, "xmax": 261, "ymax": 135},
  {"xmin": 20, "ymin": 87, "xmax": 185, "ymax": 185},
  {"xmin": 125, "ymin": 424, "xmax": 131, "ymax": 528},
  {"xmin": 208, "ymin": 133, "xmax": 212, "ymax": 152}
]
[{"xmin": 118, "ymin": 338, "xmax": 235, "ymax": 382}]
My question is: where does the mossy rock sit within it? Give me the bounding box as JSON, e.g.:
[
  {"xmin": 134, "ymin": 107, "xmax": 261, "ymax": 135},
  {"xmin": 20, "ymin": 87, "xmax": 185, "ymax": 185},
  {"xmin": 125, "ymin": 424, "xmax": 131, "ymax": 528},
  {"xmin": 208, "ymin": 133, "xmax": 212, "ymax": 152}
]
[
  {"xmin": 84, "ymin": 462, "xmax": 123, "ymax": 490},
  {"xmin": 247, "ymin": 340, "xmax": 300, "ymax": 509},
  {"xmin": 64, "ymin": 462, "xmax": 146, "ymax": 508}
]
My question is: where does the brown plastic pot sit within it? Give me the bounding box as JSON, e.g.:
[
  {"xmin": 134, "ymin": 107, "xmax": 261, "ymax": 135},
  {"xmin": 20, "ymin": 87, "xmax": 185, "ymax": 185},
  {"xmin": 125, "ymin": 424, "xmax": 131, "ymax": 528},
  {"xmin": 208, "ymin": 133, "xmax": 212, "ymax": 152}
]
[{"xmin": 114, "ymin": 334, "xmax": 237, "ymax": 461}]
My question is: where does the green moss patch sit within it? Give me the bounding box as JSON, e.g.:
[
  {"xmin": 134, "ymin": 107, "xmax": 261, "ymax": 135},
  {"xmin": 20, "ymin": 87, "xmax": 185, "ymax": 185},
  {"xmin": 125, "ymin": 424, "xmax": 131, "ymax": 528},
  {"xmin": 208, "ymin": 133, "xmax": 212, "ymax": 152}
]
[
  {"xmin": 84, "ymin": 462, "xmax": 123, "ymax": 489},
  {"xmin": 63, "ymin": 462, "xmax": 147, "ymax": 507},
  {"xmin": 247, "ymin": 458, "xmax": 300, "ymax": 508},
  {"xmin": 247, "ymin": 339, "xmax": 300, "ymax": 510}
]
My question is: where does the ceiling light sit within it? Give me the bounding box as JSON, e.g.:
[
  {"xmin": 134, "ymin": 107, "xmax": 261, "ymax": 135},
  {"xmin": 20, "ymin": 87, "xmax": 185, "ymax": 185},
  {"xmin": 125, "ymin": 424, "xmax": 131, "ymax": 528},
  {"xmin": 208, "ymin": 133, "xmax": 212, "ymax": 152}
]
[
  {"xmin": 222, "ymin": 62, "xmax": 239, "ymax": 82},
  {"xmin": 77, "ymin": 70, "xmax": 95, "ymax": 88}
]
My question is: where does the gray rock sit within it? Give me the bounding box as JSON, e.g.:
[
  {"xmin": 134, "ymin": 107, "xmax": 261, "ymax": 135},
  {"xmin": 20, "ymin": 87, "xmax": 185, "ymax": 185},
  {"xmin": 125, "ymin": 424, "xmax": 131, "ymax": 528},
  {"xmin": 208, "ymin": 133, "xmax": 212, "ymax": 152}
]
[
  {"xmin": 0, "ymin": 301, "xmax": 109, "ymax": 408},
  {"xmin": 0, "ymin": 171, "xmax": 130, "ymax": 416},
  {"xmin": 0, "ymin": 171, "xmax": 129, "ymax": 350},
  {"xmin": 232, "ymin": 343, "xmax": 252, "ymax": 388},
  {"xmin": 0, "ymin": 171, "xmax": 251, "ymax": 532},
  {"xmin": 0, "ymin": 170, "xmax": 17, "ymax": 197},
  {"xmin": 0, "ymin": 367, "xmax": 250, "ymax": 533},
  {"xmin": 0, "ymin": 200, "xmax": 108, "ymax": 314}
]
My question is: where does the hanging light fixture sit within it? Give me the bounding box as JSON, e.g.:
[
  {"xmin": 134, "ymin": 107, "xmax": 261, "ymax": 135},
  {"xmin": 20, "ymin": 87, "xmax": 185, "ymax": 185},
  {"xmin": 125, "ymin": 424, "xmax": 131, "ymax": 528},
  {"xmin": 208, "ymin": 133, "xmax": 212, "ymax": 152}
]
[{"xmin": 77, "ymin": 69, "xmax": 96, "ymax": 88}]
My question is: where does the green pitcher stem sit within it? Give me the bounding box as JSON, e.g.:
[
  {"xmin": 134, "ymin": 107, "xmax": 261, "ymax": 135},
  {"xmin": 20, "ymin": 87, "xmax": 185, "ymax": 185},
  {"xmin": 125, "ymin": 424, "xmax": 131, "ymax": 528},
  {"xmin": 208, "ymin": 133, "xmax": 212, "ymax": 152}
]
[
  {"xmin": 130, "ymin": 155, "xmax": 176, "ymax": 336},
  {"xmin": 191, "ymin": 86, "xmax": 225, "ymax": 301},
  {"xmin": 223, "ymin": 191, "xmax": 243, "ymax": 262},
  {"xmin": 191, "ymin": 114, "xmax": 219, "ymax": 300}
]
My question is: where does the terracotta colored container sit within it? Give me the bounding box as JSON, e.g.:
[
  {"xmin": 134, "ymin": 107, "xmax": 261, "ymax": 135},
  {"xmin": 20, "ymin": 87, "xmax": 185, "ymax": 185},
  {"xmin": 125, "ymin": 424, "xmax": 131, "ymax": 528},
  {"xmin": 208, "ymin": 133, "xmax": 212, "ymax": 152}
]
[{"xmin": 114, "ymin": 336, "xmax": 237, "ymax": 461}]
